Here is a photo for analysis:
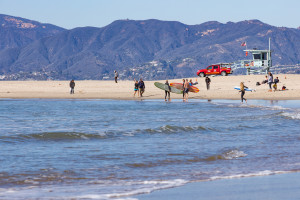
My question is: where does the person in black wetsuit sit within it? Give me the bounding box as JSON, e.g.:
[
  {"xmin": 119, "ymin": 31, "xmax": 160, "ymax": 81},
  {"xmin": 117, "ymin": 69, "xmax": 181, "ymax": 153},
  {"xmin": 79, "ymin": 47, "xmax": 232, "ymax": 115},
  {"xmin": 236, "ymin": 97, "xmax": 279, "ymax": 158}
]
[
  {"xmin": 182, "ymin": 79, "xmax": 185, "ymax": 99},
  {"xmin": 165, "ymin": 80, "xmax": 171, "ymax": 102},
  {"xmin": 205, "ymin": 76, "xmax": 211, "ymax": 90},
  {"xmin": 239, "ymin": 82, "xmax": 247, "ymax": 103},
  {"xmin": 69, "ymin": 80, "xmax": 75, "ymax": 94}
]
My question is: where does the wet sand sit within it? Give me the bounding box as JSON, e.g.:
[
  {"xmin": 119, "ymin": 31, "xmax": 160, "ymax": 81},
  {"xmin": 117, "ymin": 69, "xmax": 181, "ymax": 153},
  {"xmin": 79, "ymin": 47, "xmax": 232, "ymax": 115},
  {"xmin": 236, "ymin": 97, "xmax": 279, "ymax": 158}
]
[
  {"xmin": 0, "ymin": 74, "xmax": 299, "ymax": 100},
  {"xmin": 136, "ymin": 172, "xmax": 300, "ymax": 200}
]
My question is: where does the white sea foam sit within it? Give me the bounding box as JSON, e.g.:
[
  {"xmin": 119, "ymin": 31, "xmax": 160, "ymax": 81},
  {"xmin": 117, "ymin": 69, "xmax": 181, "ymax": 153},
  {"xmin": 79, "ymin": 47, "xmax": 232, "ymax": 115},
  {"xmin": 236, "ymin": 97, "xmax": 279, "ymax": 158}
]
[
  {"xmin": 0, "ymin": 179, "xmax": 188, "ymax": 200},
  {"xmin": 209, "ymin": 170, "xmax": 290, "ymax": 181},
  {"xmin": 281, "ymin": 111, "xmax": 300, "ymax": 119},
  {"xmin": 222, "ymin": 150, "xmax": 247, "ymax": 160}
]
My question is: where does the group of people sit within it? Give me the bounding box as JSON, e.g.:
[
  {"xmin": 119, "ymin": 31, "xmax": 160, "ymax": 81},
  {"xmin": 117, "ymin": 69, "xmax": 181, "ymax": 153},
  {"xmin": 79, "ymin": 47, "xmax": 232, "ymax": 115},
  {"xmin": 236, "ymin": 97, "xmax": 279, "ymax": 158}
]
[
  {"xmin": 69, "ymin": 70, "xmax": 287, "ymax": 103},
  {"xmin": 133, "ymin": 78, "xmax": 146, "ymax": 97},
  {"xmin": 259, "ymin": 72, "xmax": 285, "ymax": 91}
]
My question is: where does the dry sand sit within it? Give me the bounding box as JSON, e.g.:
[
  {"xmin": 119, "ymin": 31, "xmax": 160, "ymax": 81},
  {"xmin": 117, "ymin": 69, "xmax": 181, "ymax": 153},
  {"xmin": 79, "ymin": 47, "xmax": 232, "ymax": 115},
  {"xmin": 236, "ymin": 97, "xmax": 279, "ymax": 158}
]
[{"xmin": 0, "ymin": 74, "xmax": 299, "ymax": 100}]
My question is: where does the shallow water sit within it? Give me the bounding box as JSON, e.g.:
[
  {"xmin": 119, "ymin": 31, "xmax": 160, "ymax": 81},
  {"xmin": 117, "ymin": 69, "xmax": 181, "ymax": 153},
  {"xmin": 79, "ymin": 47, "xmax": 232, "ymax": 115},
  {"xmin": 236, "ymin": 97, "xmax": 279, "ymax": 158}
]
[{"xmin": 0, "ymin": 99, "xmax": 300, "ymax": 199}]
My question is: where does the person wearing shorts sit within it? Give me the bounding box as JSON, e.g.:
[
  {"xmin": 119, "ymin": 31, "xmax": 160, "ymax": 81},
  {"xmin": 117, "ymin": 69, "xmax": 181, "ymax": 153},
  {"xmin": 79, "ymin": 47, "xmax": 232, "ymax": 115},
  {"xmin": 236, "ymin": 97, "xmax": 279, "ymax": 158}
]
[
  {"xmin": 133, "ymin": 79, "xmax": 139, "ymax": 97},
  {"xmin": 184, "ymin": 79, "xmax": 189, "ymax": 101}
]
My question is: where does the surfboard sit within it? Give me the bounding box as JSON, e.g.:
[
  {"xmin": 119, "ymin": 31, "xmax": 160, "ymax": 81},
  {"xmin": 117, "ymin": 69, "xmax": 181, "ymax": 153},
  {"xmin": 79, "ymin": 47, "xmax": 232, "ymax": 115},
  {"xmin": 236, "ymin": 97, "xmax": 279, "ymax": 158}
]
[
  {"xmin": 234, "ymin": 86, "xmax": 254, "ymax": 92},
  {"xmin": 170, "ymin": 83, "xmax": 200, "ymax": 93},
  {"xmin": 154, "ymin": 82, "xmax": 183, "ymax": 94}
]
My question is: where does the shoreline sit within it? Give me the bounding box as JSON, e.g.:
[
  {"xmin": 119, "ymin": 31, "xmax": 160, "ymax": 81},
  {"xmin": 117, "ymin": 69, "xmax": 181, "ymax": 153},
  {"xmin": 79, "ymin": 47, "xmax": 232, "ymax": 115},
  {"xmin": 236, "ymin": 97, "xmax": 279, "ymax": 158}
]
[
  {"xmin": 1, "ymin": 74, "xmax": 300, "ymax": 100},
  {"xmin": 136, "ymin": 171, "xmax": 300, "ymax": 200}
]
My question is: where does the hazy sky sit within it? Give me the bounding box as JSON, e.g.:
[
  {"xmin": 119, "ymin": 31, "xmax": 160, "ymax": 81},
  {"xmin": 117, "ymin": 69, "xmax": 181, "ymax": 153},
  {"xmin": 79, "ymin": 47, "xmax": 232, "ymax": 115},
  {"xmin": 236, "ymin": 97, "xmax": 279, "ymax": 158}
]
[{"xmin": 0, "ymin": 0, "xmax": 299, "ymax": 29}]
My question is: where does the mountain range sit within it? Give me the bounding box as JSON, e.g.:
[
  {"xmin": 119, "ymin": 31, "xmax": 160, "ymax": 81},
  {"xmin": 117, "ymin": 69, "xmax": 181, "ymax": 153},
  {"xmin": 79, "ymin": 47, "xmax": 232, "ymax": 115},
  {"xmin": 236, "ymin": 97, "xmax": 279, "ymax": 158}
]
[{"xmin": 0, "ymin": 14, "xmax": 299, "ymax": 80}]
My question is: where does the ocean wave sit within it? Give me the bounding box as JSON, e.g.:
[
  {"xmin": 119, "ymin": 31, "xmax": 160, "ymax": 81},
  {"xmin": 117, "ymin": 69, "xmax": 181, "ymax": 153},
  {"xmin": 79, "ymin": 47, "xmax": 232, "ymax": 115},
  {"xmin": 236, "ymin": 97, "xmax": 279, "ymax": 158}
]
[
  {"xmin": 1, "ymin": 125, "xmax": 212, "ymax": 142},
  {"xmin": 126, "ymin": 149, "xmax": 247, "ymax": 168},
  {"xmin": 4, "ymin": 132, "xmax": 110, "ymax": 141},
  {"xmin": 144, "ymin": 125, "xmax": 209, "ymax": 134},
  {"xmin": 280, "ymin": 111, "xmax": 300, "ymax": 120}
]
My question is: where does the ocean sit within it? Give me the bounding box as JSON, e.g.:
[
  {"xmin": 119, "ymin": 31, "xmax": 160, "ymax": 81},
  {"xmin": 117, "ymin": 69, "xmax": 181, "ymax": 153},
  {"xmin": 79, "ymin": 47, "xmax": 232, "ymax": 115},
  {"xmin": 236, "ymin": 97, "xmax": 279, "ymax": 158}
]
[{"xmin": 0, "ymin": 99, "xmax": 300, "ymax": 199}]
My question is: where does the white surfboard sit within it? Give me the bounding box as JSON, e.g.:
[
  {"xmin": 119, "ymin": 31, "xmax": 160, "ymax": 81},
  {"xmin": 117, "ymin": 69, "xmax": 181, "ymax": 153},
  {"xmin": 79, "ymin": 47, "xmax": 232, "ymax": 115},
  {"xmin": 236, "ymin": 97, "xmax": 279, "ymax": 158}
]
[{"xmin": 234, "ymin": 86, "xmax": 255, "ymax": 92}]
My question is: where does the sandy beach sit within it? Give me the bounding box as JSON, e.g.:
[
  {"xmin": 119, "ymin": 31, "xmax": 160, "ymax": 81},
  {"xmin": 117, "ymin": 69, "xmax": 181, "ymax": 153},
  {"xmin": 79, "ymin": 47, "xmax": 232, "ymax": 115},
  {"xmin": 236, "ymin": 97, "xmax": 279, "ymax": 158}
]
[{"xmin": 0, "ymin": 74, "xmax": 299, "ymax": 100}]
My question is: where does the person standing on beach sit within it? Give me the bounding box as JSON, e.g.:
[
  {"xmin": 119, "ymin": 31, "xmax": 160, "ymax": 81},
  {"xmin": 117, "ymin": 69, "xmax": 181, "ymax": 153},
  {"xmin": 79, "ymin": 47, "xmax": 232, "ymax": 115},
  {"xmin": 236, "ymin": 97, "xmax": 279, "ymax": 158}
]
[
  {"xmin": 133, "ymin": 79, "xmax": 139, "ymax": 97},
  {"xmin": 69, "ymin": 80, "xmax": 75, "ymax": 94},
  {"xmin": 268, "ymin": 72, "xmax": 273, "ymax": 92},
  {"xmin": 165, "ymin": 80, "xmax": 171, "ymax": 102},
  {"xmin": 184, "ymin": 79, "xmax": 189, "ymax": 101},
  {"xmin": 239, "ymin": 82, "xmax": 247, "ymax": 103},
  {"xmin": 114, "ymin": 70, "xmax": 119, "ymax": 83},
  {"xmin": 182, "ymin": 79, "xmax": 185, "ymax": 100},
  {"xmin": 205, "ymin": 76, "xmax": 211, "ymax": 90},
  {"xmin": 138, "ymin": 78, "xmax": 145, "ymax": 97}
]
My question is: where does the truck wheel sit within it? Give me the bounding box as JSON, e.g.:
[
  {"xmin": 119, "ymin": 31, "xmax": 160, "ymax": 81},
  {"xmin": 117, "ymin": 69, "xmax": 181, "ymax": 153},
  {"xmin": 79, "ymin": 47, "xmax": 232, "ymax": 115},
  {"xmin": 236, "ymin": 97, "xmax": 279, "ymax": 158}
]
[
  {"xmin": 199, "ymin": 72, "xmax": 205, "ymax": 77},
  {"xmin": 221, "ymin": 71, "xmax": 227, "ymax": 76}
]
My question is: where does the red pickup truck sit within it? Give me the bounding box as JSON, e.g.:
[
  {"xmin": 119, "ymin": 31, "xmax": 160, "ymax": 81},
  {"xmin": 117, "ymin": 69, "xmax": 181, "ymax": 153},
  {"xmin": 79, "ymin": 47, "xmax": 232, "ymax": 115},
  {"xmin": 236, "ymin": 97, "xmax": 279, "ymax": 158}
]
[{"xmin": 196, "ymin": 63, "xmax": 232, "ymax": 77}]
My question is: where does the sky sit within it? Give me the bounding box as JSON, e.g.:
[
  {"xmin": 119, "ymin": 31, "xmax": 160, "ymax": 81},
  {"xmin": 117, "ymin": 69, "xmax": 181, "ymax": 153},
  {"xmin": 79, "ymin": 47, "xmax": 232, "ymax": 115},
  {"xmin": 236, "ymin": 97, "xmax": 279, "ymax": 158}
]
[{"xmin": 0, "ymin": 0, "xmax": 299, "ymax": 29}]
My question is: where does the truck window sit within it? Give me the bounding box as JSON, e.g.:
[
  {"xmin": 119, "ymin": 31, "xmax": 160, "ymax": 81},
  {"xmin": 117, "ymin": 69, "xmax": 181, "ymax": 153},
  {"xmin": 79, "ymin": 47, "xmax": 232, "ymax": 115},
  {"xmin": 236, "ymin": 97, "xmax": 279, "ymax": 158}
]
[
  {"xmin": 207, "ymin": 66, "xmax": 212, "ymax": 70},
  {"xmin": 213, "ymin": 66, "xmax": 218, "ymax": 69}
]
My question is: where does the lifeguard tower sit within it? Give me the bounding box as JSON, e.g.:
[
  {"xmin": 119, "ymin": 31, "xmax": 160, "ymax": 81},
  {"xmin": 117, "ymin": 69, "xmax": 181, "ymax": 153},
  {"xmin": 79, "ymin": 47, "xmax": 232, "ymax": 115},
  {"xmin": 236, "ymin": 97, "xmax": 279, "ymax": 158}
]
[{"xmin": 231, "ymin": 38, "xmax": 272, "ymax": 75}]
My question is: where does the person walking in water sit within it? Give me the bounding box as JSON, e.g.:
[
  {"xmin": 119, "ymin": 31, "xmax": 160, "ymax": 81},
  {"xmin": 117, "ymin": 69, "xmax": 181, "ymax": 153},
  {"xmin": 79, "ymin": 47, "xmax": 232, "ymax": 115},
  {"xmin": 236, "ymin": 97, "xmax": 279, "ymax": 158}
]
[
  {"xmin": 239, "ymin": 82, "xmax": 247, "ymax": 103},
  {"xmin": 268, "ymin": 72, "xmax": 273, "ymax": 92},
  {"xmin": 184, "ymin": 79, "xmax": 189, "ymax": 101},
  {"xmin": 69, "ymin": 80, "xmax": 75, "ymax": 94},
  {"xmin": 165, "ymin": 80, "xmax": 171, "ymax": 102},
  {"xmin": 205, "ymin": 76, "xmax": 211, "ymax": 90},
  {"xmin": 114, "ymin": 70, "xmax": 119, "ymax": 83},
  {"xmin": 133, "ymin": 79, "xmax": 139, "ymax": 97},
  {"xmin": 138, "ymin": 78, "xmax": 145, "ymax": 97}
]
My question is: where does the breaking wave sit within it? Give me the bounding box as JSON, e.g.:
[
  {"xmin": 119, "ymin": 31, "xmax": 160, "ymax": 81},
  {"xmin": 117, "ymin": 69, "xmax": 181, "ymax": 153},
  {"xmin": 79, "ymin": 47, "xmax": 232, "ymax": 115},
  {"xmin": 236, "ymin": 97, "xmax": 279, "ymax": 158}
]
[{"xmin": 280, "ymin": 111, "xmax": 300, "ymax": 120}]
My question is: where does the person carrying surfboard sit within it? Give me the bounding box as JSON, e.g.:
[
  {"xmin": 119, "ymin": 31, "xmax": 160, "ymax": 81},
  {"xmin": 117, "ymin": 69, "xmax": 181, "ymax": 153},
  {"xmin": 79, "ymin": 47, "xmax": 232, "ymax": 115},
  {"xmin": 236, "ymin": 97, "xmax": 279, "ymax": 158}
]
[
  {"xmin": 239, "ymin": 82, "xmax": 247, "ymax": 103},
  {"xmin": 164, "ymin": 80, "xmax": 171, "ymax": 102}
]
